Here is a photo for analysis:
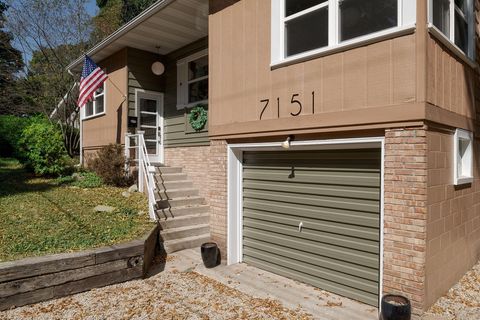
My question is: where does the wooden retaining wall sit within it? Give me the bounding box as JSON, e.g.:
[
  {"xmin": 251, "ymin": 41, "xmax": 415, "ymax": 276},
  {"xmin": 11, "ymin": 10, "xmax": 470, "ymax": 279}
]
[{"xmin": 0, "ymin": 226, "xmax": 158, "ymax": 311}]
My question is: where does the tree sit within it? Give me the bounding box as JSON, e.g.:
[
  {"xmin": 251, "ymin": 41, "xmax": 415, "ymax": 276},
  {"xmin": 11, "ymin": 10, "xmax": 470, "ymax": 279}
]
[
  {"xmin": 0, "ymin": 1, "xmax": 23, "ymax": 114},
  {"xmin": 5, "ymin": 0, "xmax": 92, "ymax": 156}
]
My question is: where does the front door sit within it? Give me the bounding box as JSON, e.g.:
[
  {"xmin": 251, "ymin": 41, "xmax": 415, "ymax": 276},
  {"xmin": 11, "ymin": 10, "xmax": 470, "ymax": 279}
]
[{"xmin": 137, "ymin": 90, "xmax": 164, "ymax": 163}]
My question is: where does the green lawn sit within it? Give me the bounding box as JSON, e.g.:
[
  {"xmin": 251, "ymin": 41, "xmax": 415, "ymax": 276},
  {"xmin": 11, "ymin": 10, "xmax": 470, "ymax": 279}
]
[{"xmin": 0, "ymin": 158, "xmax": 154, "ymax": 262}]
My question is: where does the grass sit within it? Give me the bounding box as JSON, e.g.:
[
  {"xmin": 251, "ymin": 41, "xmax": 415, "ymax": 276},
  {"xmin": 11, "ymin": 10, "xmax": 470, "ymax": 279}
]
[{"xmin": 0, "ymin": 158, "xmax": 154, "ymax": 262}]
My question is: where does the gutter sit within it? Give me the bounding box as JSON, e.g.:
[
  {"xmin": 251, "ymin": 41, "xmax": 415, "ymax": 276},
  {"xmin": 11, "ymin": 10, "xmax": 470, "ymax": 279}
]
[{"xmin": 67, "ymin": 0, "xmax": 175, "ymax": 72}]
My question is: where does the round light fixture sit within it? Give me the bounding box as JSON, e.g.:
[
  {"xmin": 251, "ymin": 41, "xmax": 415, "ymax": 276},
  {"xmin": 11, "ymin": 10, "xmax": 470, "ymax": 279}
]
[{"xmin": 151, "ymin": 61, "xmax": 165, "ymax": 76}]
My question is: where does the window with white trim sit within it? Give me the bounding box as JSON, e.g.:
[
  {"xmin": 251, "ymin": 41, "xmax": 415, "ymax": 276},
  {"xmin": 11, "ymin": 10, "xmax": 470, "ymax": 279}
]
[
  {"xmin": 84, "ymin": 83, "xmax": 105, "ymax": 119},
  {"xmin": 430, "ymin": 0, "xmax": 475, "ymax": 59},
  {"xmin": 271, "ymin": 0, "xmax": 417, "ymax": 64},
  {"xmin": 177, "ymin": 49, "xmax": 208, "ymax": 109},
  {"xmin": 454, "ymin": 129, "xmax": 474, "ymax": 185}
]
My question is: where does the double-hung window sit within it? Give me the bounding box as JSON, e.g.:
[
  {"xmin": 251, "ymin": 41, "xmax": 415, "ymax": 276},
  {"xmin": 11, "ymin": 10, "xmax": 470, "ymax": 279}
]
[
  {"xmin": 177, "ymin": 49, "xmax": 208, "ymax": 109},
  {"xmin": 430, "ymin": 0, "xmax": 475, "ymax": 59},
  {"xmin": 271, "ymin": 0, "xmax": 417, "ymax": 65},
  {"xmin": 83, "ymin": 83, "xmax": 105, "ymax": 119}
]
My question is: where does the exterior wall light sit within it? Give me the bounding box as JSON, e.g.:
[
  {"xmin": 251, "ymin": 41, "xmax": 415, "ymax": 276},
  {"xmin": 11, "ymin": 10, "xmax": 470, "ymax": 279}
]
[
  {"xmin": 151, "ymin": 45, "xmax": 165, "ymax": 76},
  {"xmin": 282, "ymin": 135, "xmax": 294, "ymax": 149}
]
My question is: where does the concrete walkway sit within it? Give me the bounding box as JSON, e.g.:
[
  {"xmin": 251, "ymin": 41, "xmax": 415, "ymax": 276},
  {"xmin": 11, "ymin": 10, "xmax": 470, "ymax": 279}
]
[{"xmin": 152, "ymin": 248, "xmax": 379, "ymax": 320}]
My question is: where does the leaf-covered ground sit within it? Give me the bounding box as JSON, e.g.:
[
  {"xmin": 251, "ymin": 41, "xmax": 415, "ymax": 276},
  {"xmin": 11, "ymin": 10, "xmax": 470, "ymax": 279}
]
[{"xmin": 0, "ymin": 158, "xmax": 154, "ymax": 262}]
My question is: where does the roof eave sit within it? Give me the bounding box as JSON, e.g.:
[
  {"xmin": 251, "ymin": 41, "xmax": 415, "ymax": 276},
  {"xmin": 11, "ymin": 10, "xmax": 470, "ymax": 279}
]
[{"xmin": 67, "ymin": 0, "xmax": 175, "ymax": 72}]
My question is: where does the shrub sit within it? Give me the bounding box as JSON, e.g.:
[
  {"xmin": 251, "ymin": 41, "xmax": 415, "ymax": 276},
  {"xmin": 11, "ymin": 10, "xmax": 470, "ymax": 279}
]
[
  {"xmin": 18, "ymin": 116, "xmax": 72, "ymax": 176},
  {"xmin": 89, "ymin": 144, "xmax": 132, "ymax": 187},
  {"xmin": 0, "ymin": 115, "xmax": 31, "ymax": 157},
  {"xmin": 74, "ymin": 171, "xmax": 103, "ymax": 188}
]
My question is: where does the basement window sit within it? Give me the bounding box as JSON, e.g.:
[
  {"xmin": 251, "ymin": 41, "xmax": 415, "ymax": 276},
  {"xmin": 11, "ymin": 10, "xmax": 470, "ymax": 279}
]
[
  {"xmin": 271, "ymin": 0, "xmax": 416, "ymax": 66},
  {"xmin": 83, "ymin": 83, "xmax": 105, "ymax": 119},
  {"xmin": 429, "ymin": 0, "xmax": 475, "ymax": 60},
  {"xmin": 454, "ymin": 129, "xmax": 474, "ymax": 185},
  {"xmin": 177, "ymin": 49, "xmax": 208, "ymax": 109}
]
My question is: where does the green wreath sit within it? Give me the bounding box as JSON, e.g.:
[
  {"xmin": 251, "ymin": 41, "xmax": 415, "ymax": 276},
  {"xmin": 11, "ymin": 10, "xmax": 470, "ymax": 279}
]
[{"xmin": 188, "ymin": 104, "xmax": 208, "ymax": 131}]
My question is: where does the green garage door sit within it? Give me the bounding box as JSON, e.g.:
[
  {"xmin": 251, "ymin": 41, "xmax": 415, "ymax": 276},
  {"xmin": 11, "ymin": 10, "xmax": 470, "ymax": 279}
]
[{"xmin": 242, "ymin": 149, "xmax": 381, "ymax": 306}]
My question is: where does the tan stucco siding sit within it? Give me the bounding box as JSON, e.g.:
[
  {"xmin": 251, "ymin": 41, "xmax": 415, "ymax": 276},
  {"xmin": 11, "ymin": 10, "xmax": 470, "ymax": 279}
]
[
  {"xmin": 208, "ymin": 0, "xmax": 419, "ymax": 139},
  {"xmin": 82, "ymin": 48, "xmax": 128, "ymax": 156}
]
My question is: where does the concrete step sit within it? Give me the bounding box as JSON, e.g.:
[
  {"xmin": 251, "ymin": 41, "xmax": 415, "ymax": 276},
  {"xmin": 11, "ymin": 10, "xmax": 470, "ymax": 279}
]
[
  {"xmin": 155, "ymin": 173, "xmax": 188, "ymax": 182},
  {"xmin": 162, "ymin": 234, "xmax": 211, "ymax": 254},
  {"xmin": 156, "ymin": 180, "xmax": 193, "ymax": 190},
  {"xmin": 155, "ymin": 188, "xmax": 199, "ymax": 200},
  {"xmin": 155, "ymin": 166, "xmax": 183, "ymax": 174},
  {"xmin": 157, "ymin": 196, "xmax": 205, "ymax": 209},
  {"xmin": 158, "ymin": 213, "xmax": 209, "ymax": 229},
  {"xmin": 156, "ymin": 204, "xmax": 210, "ymax": 219},
  {"xmin": 159, "ymin": 223, "xmax": 210, "ymax": 241}
]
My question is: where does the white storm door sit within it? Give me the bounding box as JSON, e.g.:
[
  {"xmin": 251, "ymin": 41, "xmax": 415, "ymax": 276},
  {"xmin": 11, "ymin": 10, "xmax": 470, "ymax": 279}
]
[{"xmin": 137, "ymin": 91, "xmax": 164, "ymax": 163}]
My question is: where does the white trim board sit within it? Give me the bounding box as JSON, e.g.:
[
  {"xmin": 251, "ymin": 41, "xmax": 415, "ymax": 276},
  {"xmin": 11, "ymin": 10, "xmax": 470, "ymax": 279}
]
[{"xmin": 227, "ymin": 136, "xmax": 385, "ymax": 307}]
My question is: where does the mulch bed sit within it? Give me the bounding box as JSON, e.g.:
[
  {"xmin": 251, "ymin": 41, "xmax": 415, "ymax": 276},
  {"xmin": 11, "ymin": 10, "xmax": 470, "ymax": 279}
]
[{"xmin": 0, "ymin": 270, "xmax": 313, "ymax": 320}]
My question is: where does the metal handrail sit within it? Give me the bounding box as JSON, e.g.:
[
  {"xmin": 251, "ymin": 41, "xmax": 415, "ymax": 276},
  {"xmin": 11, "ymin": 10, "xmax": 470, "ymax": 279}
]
[{"xmin": 125, "ymin": 132, "xmax": 157, "ymax": 221}]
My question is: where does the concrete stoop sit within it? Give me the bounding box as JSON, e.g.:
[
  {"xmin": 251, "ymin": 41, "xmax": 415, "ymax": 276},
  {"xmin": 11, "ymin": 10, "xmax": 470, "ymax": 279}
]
[{"xmin": 153, "ymin": 166, "xmax": 211, "ymax": 254}]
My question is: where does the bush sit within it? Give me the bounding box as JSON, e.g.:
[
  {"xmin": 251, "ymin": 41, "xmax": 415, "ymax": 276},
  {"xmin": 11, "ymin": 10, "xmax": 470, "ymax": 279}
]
[
  {"xmin": 0, "ymin": 115, "xmax": 31, "ymax": 157},
  {"xmin": 18, "ymin": 116, "xmax": 72, "ymax": 176},
  {"xmin": 74, "ymin": 171, "xmax": 103, "ymax": 188},
  {"xmin": 89, "ymin": 144, "xmax": 132, "ymax": 187}
]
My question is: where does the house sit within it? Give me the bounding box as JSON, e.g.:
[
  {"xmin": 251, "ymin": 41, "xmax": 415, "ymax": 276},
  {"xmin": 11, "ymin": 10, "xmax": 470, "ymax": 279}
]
[{"xmin": 67, "ymin": 0, "xmax": 480, "ymax": 316}]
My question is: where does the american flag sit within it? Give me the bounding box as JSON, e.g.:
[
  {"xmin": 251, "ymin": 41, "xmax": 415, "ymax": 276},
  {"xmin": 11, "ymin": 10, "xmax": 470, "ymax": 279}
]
[{"xmin": 77, "ymin": 55, "xmax": 108, "ymax": 108}]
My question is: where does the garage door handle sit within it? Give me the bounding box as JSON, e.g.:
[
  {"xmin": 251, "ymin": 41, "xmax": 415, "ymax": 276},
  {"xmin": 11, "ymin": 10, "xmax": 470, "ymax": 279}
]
[{"xmin": 298, "ymin": 221, "xmax": 303, "ymax": 232}]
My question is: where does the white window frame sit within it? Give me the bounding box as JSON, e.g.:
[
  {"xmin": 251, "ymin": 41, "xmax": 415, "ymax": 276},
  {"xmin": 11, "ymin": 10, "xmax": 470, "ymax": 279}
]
[
  {"xmin": 82, "ymin": 82, "xmax": 106, "ymax": 120},
  {"xmin": 453, "ymin": 128, "xmax": 474, "ymax": 185},
  {"xmin": 176, "ymin": 49, "xmax": 208, "ymax": 110},
  {"xmin": 428, "ymin": 0, "xmax": 476, "ymax": 65},
  {"xmin": 271, "ymin": 0, "xmax": 417, "ymax": 67}
]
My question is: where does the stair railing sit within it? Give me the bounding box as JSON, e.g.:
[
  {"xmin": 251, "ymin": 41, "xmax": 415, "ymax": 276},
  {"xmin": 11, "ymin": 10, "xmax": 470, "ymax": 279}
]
[{"xmin": 125, "ymin": 131, "xmax": 157, "ymax": 221}]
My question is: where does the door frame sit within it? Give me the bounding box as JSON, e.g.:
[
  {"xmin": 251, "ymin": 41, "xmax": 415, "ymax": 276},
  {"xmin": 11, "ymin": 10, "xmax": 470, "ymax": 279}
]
[
  {"xmin": 135, "ymin": 89, "xmax": 164, "ymax": 163},
  {"xmin": 227, "ymin": 136, "xmax": 385, "ymax": 305}
]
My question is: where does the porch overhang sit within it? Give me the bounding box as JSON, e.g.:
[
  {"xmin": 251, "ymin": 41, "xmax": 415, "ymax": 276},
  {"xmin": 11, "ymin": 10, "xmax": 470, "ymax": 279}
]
[{"xmin": 67, "ymin": 0, "xmax": 208, "ymax": 72}]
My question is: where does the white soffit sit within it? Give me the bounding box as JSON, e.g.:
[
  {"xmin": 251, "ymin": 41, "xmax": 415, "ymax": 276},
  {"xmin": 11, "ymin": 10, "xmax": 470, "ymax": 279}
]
[{"xmin": 68, "ymin": 0, "xmax": 208, "ymax": 72}]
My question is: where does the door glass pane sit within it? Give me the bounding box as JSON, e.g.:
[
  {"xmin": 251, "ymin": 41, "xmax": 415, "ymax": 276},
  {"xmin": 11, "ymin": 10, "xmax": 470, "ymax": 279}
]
[
  {"xmin": 433, "ymin": 0, "xmax": 450, "ymax": 37},
  {"xmin": 140, "ymin": 113, "xmax": 157, "ymax": 126},
  {"xmin": 455, "ymin": 11, "xmax": 468, "ymax": 53},
  {"xmin": 188, "ymin": 78, "xmax": 208, "ymax": 103},
  {"xmin": 286, "ymin": 7, "xmax": 328, "ymax": 57},
  {"xmin": 143, "ymin": 127, "xmax": 157, "ymax": 140},
  {"xmin": 145, "ymin": 141, "xmax": 157, "ymax": 155},
  {"xmin": 140, "ymin": 98, "xmax": 157, "ymax": 112},
  {"xmin": 285, "ymin": 0, "xmax": 326, "ymax": 17},
  {"xmin": 340, "ymin": 0, "xmax": 398, "ymax": 42},
  {"xmin": 188, "ymin": 56, "xmax": 208, "ymax": 81}
]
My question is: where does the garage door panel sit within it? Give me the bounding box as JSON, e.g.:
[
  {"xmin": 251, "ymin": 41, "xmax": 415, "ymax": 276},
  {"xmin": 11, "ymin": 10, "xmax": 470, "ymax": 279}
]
[
  {"xmin": 243, "ymin": 189, "xmax": 379, "ymax": 213},
  {"xmin": 244, "ymin": 180, "xmax": 380, "ymax": 200},
  {"xmin": 243, "ymin": 247, "xmax": 379, "ymax": 294},
  {"xmin": 244, "ymin": 209, "xmax": 379, "ymax": 241},
  {"xmin": 242, "ymin": 149, "xmax": 381, "ymax": 306},
  {"xmin": 244, "ymin": 199, "xmax": 379, "ymax": 227},
  {"xmin": 243, "ymin": 239, "xmax": 378, "ymax": 281},
  {"xmin": 243, "ymin": 228, "xmax": 379, "ymax": 268},
  {"xmin": 244, "ymin": 218, "xmax": 379, "ymax": 253},
  {"xmin": 243, "ymin": 255, "xmax": 379, "ymax": 307},
  {"xmin": 243, "ymin": 169, "xmax": 380, "ymax": 187}
]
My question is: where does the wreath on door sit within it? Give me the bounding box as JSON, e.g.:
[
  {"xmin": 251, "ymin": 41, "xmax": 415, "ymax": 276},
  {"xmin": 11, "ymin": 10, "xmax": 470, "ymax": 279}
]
[{"xmin": 188, "ymin": 104, "xmax": 208, "ymax": 131}]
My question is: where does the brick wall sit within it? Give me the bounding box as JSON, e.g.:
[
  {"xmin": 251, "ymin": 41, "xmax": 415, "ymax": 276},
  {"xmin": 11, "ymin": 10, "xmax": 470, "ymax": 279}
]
[
  {"xmin": 383, "ymin": 127, "xmax": 428, "ymax": 316},
  {"xmin": 207, "ymin": 140, "xmax": 228, "ymax": 260},
  {"xmin": 425, "ymin": 129, "xmax": 480, "ymax": 307},
  {"xmin": 164, "ymin": 146, "xmax": 211, "ymax": 199}
]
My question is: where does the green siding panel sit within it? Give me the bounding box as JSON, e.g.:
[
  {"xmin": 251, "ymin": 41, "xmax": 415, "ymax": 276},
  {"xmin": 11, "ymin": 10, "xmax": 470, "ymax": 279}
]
[{"xmin": 242, "ymin": 149, "xmax": 381, "ymax": 307}]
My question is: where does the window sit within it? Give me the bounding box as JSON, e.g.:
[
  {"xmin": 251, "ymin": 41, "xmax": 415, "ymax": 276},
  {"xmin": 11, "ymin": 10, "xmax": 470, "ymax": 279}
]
[
  {"xmin": 272, "ymin": 0, "xmax": 416, "ymax": 64},
  {"xmin": 83, "ymin": 83, "xmax": 105, "ymax": 119},
  {"xmin": 430, "ymin": 0, "xmax": 475, "ymax": 59},
  {"xmin": 454, "ymin": 129, "xmax": 474, "ymax": 185},
  {"xmin": 177, "ymin": 49, "xmax": 208, "ymax": 109}
]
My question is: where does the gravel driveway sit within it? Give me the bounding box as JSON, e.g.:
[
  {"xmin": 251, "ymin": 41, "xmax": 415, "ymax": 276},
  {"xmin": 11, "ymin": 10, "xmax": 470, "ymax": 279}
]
[
  {"xmin": 0, "ymin": 268, "xmax": 312, "ymax": 320},
  {"xmin": 422, "ymin": 260, "xmax": 480, "ymax": 320}
]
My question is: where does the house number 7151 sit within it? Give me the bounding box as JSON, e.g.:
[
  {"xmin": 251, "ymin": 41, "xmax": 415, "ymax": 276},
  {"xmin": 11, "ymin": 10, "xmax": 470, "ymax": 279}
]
[{"xmin": 259, "ymin": 92, "xmax": 314, "ymax": 120}]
